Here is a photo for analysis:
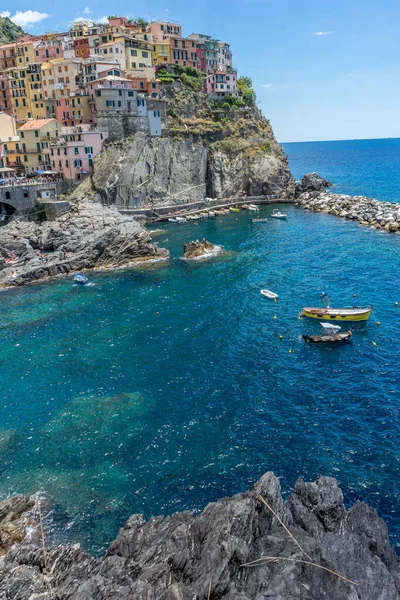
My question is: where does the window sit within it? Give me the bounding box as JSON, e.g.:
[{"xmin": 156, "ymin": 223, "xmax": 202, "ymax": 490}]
[
  {"xmin": 84, "ymin": 147, "xmax": 93, "ymax": 154},
  {"xmin": 118, "ymin": 90, "xmax": 122, "ymax": 96},
  {"xmin": 128, "ymin": 91, "xmax": 134, "ymax": 97},
  {"xmin": 106, "ymin": 100, "xmax": 115, "ymax": 107},
  {"xmin": 142, "ymin": 51, "xmax": 148, "ymax": 58},
  {"xmin": 24, "ymin": 155, "xmax": 28, "ymax": 162},
  {"xmin": 23, "ymin": 190, "xmax": 29, "ymax": 198},
  {"xmin": 152, "ymin": 83, "xmax": 156, "ymax": 89},
  {"xmin": 131, "ymin": 50, "xmax": 137, "ymax": 56},
  {"xmin": 74, "ymin": 147, "xmax": 79, "ymax": 154},
  {"xmin": 139, "ymin": 63, "xmax": 146, "ymax": 68},
  {"xmin": 117, "ymin": 100, "xmax": 121, "ymax": 107},
  {"xmin": 74, "ymin": 159, "xmax": 82, "ymax": 167},
  {"xmin": 20, "ymin": 131, "xmax": 24, "ymax": 138}
]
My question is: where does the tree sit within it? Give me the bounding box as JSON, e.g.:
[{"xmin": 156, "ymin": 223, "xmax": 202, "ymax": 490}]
[{"xmin": 237, "ymin": 77, "xmax": 256, "ymax": 107}]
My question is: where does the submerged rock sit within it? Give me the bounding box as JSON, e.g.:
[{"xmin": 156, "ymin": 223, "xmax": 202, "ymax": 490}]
[
  {"xmin": 0, "ymin": 472, "xmax": 398, "ymax": 598},
  {"xmin": 183, "ymin": 238, "xmax": 216, "ymax": 259},
  {"xmin": 0, "ymin": 200, "xmax": 169, "ymax": 288}
]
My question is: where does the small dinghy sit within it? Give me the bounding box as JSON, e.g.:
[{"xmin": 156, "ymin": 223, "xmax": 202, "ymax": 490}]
[
  {"xmin": 303, "ymin": 323, "xmax": 352, "ymax": 344},
  {"xmin": 241, "ymin": 204, "xmax": 250, "ymax": 210},
  {"xmin": 230, "ymin": 207, "xmax": 241, "ymax": 213},
  {"xmin": 261, "ymin": 289, "xmax": 278, "ymax": 300},
  {"xmin": 168, "ymin": 218, "xmax": 179, "ymax": 223},
  {"xmin": 252, "ymin": 217, "xmax": 268, "ymax": 223},
  {"xmin": 271, "ymin": 209, "xmax": 287, "ymax": 219},
  {"xmin": 74, "ymin": 272, "xmax": 89, "ymax": 285},
  {"xmin": 248, "ymin": 204, "xmax": 259, "ymax": 211}
]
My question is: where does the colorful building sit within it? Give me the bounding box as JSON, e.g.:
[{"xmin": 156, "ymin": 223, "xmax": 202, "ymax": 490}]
[
  {"xmin": 17, "ymin": 118, "xmax": 60, "ymax": 173},
  {"xmin": 150, "ymin": 22, "xmax": 182, "ymax": 42},
  {"xmin": 0, "ymin": 112, "xmax": 23, "ymax": 175},
  {"xmin": 205, "ymin": 71, "xmax": 237, "ymax": 98},
  {"xmin": 152, "ymin": 41, "xmax": 170, "ymax": 66},
  {"xmin": 48, "ymin": 124, "xmax": 107, "ymax": 180},
  {"xmin": 169, "ymin": 38, "xmax": 198, "ymax": 68}
]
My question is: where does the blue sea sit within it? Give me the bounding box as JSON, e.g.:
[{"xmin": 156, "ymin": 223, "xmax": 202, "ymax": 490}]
[
  {"xmin": 283, "ymin": 138, "xmax": 400, "ymax": 202},
  {"xmin": 1, "ymin": 140, "xmax": 400, "ymax": 556}
]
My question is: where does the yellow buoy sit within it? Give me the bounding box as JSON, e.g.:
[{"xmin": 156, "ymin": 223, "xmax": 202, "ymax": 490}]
[
  {"xmin": 298, "ymin": 315, "xmax": 301, "ymax": 320},
  {"xmin": 377, "ymin": 321, "xmax": 381, "ymax": 326},
  {"xmin": 279, "ymin": 335, "xmax": 283, "ymax": 340},
  {"xmin": 372, "ymin": 341, "xmax": 377, "ymax": 346},
  {"xmin": 288, "ymin": 349, "xmax": 292, "ymax": 353},
  {"xmin": 273, "ymin": 315, "xmax": 277, "ymax": 320},
  {"xmin": 396, "ymin": 302, "xmax": 399, "ymax": 306},
  {"xmin": 273, "ymin": 298, "xmax": 277, "ymax": 302}
]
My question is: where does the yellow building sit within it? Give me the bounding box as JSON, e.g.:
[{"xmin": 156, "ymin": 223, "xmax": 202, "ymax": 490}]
[
  {"xmin": 152, "ymin": 41, "xmax": 171, "ymax": 66},
  {"xmin": 41, "ymin": 58, "xmax": 83, "ymax": 100},
  {"xmin": 125, "ymin": 41, "xmax": 154, "ymax": 80},
  {"xmin": 18, "ymin": 118, "xmax": 59, "ymax": 173},
  {"xmin": 68, "ymin": 21, "xmax": 92, "ymax": 39},
  {"xmin": 0, "ymin": 112, "xmax": 23, "ymax": 175},
  {"xmin": 6, "ymin": 64, "xmax": 46, "ymax": 122},
  {"xmin": 15, "ymin": 41, "xmax": 35, "ymax": 68}
]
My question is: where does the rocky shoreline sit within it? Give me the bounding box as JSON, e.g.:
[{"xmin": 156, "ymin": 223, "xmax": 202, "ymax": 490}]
[
  {"xmin": 0, "ymin": 472, "xmax": 398, "ymax": 599},
  {"xmin": 0, "ymin": 200, "xmax": 169, "ymax": 289},
  {"xmin": 297, "ymin": 189, "xmax": 400, "ymax": 232}
]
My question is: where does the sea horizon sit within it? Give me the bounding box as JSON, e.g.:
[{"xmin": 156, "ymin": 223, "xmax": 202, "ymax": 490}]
[{"xmin": 281, "ymin": 136, "xmax": 400, "ymax": 144}]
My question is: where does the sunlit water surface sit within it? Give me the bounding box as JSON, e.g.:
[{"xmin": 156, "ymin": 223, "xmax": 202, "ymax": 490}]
[{"xmin": 1, "ymin": 206, "xmax": 400, "ymax": 554}]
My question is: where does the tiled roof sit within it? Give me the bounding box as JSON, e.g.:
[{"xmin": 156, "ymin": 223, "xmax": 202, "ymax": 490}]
[{"xmin": 18, "ymin": 119, "xmax": 56, "ymax": 131}]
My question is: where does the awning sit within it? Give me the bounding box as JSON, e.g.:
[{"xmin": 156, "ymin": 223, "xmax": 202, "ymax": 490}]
[
  {"xmin": 0, "ymin": 167, "xmax": 16, "ymax": 173},
  {"xmin": 35, "ymin": 170, "xmax": 45, "ymax": 174},
  {"xmin": 42, "ymin": 171, "xmax": 58, "ymax": 175}
]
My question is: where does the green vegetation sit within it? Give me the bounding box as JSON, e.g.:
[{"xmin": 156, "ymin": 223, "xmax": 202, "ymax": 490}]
[
  {"xmin": 0, "ymin": 16, "xmax": 24, "ymax": 44},
  {"xmin": 237, "ymin": 76, "xmax": 257, "ymax": 107}
]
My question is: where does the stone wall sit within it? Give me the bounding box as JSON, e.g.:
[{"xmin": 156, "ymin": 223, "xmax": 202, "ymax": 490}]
[{"xmin": 0, "ymin": 182, "xmax": 70, "ymax": 215}]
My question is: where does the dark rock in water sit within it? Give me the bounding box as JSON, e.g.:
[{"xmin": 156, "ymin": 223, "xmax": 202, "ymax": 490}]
[
  {"xmin": 295, "ymin": 172, "xmax": 333, "ymax": 197},
  {"xmin": 0, "ymin": 201, "xmax": 169, "ymax": 288},
  {"xmin": 0, "ymin": 495, "xmax": 34, "ymax": 555},
  {"xmin": 0, "ymin": 473, "xmax": 398, "ymax": 599},
  {"xmin": 183, "ymin": 238, "xmax": 215, "ymax": 259}
]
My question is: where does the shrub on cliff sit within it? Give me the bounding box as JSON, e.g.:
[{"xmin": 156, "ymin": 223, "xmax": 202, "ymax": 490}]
[{"xmin": 237, "ymin": 76, "xmax": 257, "ymax": 107}]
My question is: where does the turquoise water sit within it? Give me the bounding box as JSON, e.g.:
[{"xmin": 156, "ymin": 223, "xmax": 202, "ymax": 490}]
[
  {"xmin": 1, "ymin": 207, "xmax": 400, "ymax": 554},
  {"xmin": 283, "ymin": 138, "xmax": 400, "ymax": 202}
]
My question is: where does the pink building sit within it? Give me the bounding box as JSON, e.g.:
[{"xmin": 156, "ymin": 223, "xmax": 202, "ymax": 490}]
[
  {"xmin": 34, "ymin": 39, "xmax": 64, "ymax": 61},
  {"xmin": 150, "ymin": 21, "xmax": 182, "ymax": 42},
  {"xmin": 48, "ymin": 125, "xmax": 108, "ymax": 180},
  {"xmin": 205, "ymin": 71, "xmax": 237, "ymax": 98}
]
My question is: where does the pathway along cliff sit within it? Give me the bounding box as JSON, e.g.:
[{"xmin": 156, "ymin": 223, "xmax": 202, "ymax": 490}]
[{"xmin": 0, "ymin": 473, "xmax": 398, "ymax": 599}]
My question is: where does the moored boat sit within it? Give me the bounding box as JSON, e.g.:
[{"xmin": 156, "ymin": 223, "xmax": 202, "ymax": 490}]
[
  {"xmin": 303, "ymin": 323, "xmax": 352, "ymax": 343},
  {"xmin": 230, "ymin": 207, "xmax": 241, "ymax": 213},
  {"xmin": 252, "ymin": 217, "xmax": 268, "ymax": 223},
  {"xmin": 74, "ymin": 273, "xmax": 89, "ymax": 285},
  {"xmin": 168, "ymin": 218, "xmax": 179, "ymax": 223},
  {"xmin": 271, "ymin": 209, "xmax": 287, "ymax": 219},
  {"xmin": 261, "ymin": 289, "xmax": 278, "ymax": 299},
  {"xmin": 248, "ymin": 204, "xmax": 259, "ymax": 211},
  {"xmin": 241, "ymin": 204, "xmax": 250, "ymax": 210},
  {"xmin": 302, "ymin": 293, "xmax": 373, "ymax": 321}
]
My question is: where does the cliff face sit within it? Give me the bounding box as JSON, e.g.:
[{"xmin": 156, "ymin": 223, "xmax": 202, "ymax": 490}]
[
  {"xmin": 92, "ymin": 82, "xmax": 294, "ymax": 207},
  {"xmin": 0, "ymin": 473, "xmax": 398, "ymax": 599}
]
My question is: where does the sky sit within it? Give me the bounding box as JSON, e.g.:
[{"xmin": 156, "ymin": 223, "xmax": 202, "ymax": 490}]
[{"xmin": 1, "ymin": 0, "xmax": 400, "ymax": 142}]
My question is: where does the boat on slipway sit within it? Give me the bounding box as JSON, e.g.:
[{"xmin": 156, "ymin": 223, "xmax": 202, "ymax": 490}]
[
  {"xmin": 302, "ymin": 293, "xmax": 373, "ymax": 322},
  {"xmin": 303, "ymin": 323, "xmax": 352, "ymax": 344}
]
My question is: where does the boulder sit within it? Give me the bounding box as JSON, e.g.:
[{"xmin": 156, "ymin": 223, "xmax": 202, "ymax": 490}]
[
  {"xmin": 295, "ymin": 172, "xmax": 332, "ymax": 197},
  {"xmin": 183, "ymin": 238, "xmax": 215, "ymax": 259}
]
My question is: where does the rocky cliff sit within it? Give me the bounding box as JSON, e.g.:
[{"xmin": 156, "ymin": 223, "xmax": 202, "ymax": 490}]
[
  {"xmin": 92, "ymin": 77, "xmax": 294, "ymax": 208},
  {"xmin": 0, "ymin": 16, "xmax": 24, "ymax": 44},
  {"xmin": 0, "ymin": 472, "xmax": 398, "ymax": 599},
  {"xmin": 0, "ymin": 199, "xmax": 168, "ymax": 288}
]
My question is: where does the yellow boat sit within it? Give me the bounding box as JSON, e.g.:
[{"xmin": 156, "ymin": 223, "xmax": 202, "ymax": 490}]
[
  {"xmin": 302, "ymin": 306, "xmax": 373, "ymax": 321},
  {"xmin": 229, "ymin": 207, "xmax": 241, "ymax": 212}
]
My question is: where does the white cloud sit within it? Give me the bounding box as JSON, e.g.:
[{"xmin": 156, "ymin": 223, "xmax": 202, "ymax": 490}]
[
  {"xmin": 313, "ymin": 31, "xmax": 332, "ymax": 36},
  {"xmin": 97, "ymin": 16, "xmax": 108, "ymax": 23},
  {"xmin": 83, "ymin": 7, "xmax": 91, "ymax": 14},
  {"xmin": 263, "ymin": 84, "xmax": 273, "ymax": 88},
  {"xmin": 0, "ymin": 11, "xmax": 11, "ymax": 18},
  {"xmin": 8, "ymin": 10, "xmax": 49, "ymax": 28}
]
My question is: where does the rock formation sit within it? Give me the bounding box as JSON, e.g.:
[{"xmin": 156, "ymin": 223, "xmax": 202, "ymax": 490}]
[
  {"xmin": 0, "ymin": 473, "xmax": 398, "ymax": 599},
  {"xmin": 0, "ymin": 495, "xmax": 34, "ymax": 555},
  {"xmin": 297, "ymin": 189, "xmax": 400, "ymax": 232},
  {"xmin": 0, "ymin": 200, "xmax": 169, "ymax": 288},
  {"xmin": 295, "ymin": 172, "xmax": 332, "ymax": 197},
  {"xmin": 183, "ymin": 238, "xmax": 216, "ymax": 259}
]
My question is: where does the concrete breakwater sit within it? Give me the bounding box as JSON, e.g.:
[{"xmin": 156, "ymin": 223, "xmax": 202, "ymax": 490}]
[{"xmin": 297, "ymin": 190, "xmax": 400, "ymax": 232}]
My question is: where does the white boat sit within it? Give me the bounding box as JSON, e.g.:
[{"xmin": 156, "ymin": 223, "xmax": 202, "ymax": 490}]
[
  {"xmin": 248, "ymin": 204, "xmax": 259, "ymax": 211},
  {"xmin": 252, "ymin": 217, "xmax": 268, "ymax": 223},
  {"xmin": 168, "ymin": 218, "xmax": 179, "ymax": 223},
  {"xmin": 260, "ymin": 289, "xmax": 278, "ymax": 299},
  {"xmin": 175, "ymin": 216, "xmax": 186, "ymax": 222},
  {"xmin": 271, "ymin": 209, "xmax": 287, "ymax": 219}
]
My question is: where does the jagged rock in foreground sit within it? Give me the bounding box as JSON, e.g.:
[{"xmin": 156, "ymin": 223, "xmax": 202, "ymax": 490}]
[
  {"xmin": 295, "ymin": 172, "xmax": 332, "ymax": 197},
  {"xmin": 0, "ymin": 201, "xmax": 169, "ymax": 288},
  {"xmin": 0, "ymin": 495, "xmax": 34, "ymax": 555},
  {"xmin": 297, "ymin": 190, "xmax": 400, "ymax": 232},
  {"xmin": 183, "ymin": 238, "xmax": 215, "ymax": 259},
  {"xmin": 0, "ymin": 473, "xmax": 398, "ymax": 599}
]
